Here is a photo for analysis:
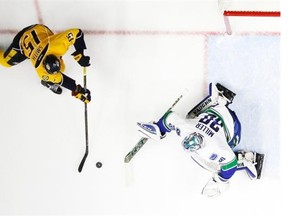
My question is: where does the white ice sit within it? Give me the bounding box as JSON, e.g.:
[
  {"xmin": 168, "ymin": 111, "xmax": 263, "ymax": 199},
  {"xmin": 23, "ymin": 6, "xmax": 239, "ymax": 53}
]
[{"xmin": 0, "ymin": 0, "xmax": 286, "ymax": 215}]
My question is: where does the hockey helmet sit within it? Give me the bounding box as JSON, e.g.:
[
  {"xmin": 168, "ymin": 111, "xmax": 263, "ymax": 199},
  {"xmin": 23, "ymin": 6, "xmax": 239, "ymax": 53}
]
[
  {"xmin": 43, "ymin": 55, "xmax": 61, "ymax": 74},
  {"xmin": 182, "ymin": 132, "xmax": 204, "ymax": 152}
]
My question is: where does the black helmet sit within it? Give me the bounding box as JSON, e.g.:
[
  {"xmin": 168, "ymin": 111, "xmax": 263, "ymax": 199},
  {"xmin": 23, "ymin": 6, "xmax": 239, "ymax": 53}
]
[{"xmin": 43, "ymin": 55, "xmax": 60, "ymax": 74}]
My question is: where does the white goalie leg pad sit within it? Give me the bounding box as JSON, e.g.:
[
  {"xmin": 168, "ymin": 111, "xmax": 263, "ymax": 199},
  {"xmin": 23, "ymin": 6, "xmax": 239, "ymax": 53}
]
[
  {"xmin": 217, "ymin": 94, "xmax": 231, "ymax": 106},
  {"xmin": 137, "ymin": 122, "xmax": 163, "ymax": 141},
  {"xmin": 186, "ymin": 83, "xmax": 219, "ymax": 119},
  {"xmin": 237, "ymin": 151, "xmax": 258, "ymax": 180},
  {"xmin": 201, "ymin": 173, "xmax": 229, "ymax": 198}
]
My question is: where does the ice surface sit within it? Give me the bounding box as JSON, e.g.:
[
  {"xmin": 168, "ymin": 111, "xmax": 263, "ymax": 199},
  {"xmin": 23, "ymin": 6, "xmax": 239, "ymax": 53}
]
[{"xmin": 0, "ymin": 0, "xmax": 285, "ymax": 215}]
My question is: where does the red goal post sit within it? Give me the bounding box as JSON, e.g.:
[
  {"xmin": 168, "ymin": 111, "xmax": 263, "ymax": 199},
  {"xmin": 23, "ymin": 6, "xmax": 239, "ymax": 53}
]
[{"xmin": 218, "ymin": 0, "xmax": 281, "ymax": 34}]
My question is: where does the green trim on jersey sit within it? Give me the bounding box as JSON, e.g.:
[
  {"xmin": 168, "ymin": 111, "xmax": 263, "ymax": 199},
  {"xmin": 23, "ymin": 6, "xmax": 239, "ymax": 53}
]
[
  {"xmin": 162, "ymin": 111, "xmax": 173, "ymax": 132},
  {"xmin": 221, "ymin": 157, "xmax": 237, "ymax": 171}
]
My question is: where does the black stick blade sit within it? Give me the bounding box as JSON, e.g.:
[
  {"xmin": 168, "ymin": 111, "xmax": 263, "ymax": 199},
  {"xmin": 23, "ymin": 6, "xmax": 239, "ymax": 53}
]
[{"xmin": 78, "ymin": 152, "xmax": 88, "ymax": 172}]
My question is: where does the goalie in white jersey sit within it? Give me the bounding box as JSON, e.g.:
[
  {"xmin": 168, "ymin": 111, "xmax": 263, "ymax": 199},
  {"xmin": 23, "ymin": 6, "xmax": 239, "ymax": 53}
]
[{"xmin": 137, "ymin": 83, "xmax": 264, "ymax": 197}]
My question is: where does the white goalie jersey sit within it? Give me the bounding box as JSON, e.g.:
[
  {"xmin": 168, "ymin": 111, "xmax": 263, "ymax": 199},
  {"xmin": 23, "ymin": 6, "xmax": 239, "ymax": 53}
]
[
  {"xmin": 137, "ymin": 83, "xmax": 263, "ymax": 197},
  {"xmin": 158, "ymin": 102, "xmax": 240, "ymax": 180}
]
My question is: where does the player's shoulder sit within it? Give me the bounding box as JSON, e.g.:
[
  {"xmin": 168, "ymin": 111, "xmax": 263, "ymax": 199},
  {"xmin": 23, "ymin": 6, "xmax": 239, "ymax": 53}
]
[
  {"xmin": 63, "ymin": 28, "xmax": 82, "ymax": 36},
  {"xmin": 29, "ymin": 24, "xmax": 54, "ymax": 34},
  {"xmin": 54, "ymin": 29, "xmax": 82, "ymax": 42}
]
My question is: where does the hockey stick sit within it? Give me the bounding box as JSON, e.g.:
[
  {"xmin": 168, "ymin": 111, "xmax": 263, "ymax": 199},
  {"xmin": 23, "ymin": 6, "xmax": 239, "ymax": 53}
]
[
  {"xmin": 124, "ymin": 89, "xmax": 188, "ymax": 163},
  {"xmin": 78, "ymin": 67, "xmax": 89, "ymax": 172}
]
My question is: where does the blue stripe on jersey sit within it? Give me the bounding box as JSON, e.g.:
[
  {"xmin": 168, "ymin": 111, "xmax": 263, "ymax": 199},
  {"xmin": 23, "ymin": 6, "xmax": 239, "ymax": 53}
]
[{"xmin": 227, "ymin": 108, "xmax": 241, "ymax": 148}]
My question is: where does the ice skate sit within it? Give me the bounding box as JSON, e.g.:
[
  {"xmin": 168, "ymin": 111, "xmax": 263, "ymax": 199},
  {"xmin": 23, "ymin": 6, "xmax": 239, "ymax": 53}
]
[
  {"xmin": 216, "ymin": 83, "xmax": 236, "ymax": 104},
  {"xmin": 236, "ymin": 151, "xmax": 264, "ymax": 180},
  {"xmin": 255, "ymin": 153, "xmax": 264, "ymax": 179}
]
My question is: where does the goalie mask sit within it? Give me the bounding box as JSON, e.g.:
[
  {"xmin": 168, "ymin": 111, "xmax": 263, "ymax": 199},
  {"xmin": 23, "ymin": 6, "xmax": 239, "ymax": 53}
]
[
  {"xmin": 43, "ymin": 55, "xmax": 61, "ymax": 74},
  {"xmin": 182, "ymin": 132, "xmax": 204, "ymax": 152}
]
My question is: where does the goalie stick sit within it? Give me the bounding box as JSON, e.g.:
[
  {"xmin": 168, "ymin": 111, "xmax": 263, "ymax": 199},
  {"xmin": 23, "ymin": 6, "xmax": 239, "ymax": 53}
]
[
  {"xmin": 78, "ymin": 67, "xmax": 89, "ymax": 172},
  {"xmin": 124, "ymin": 137, "xmax": 148, "ymax": 163},
  {"xmin": 124, "ymin": 89, "xmax": 188, "ymax": 163}
]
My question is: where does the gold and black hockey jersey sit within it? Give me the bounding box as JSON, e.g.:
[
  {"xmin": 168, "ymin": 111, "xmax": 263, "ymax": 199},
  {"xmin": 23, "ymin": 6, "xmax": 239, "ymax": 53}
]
[
  {"xmin": 19, "ymin": 24, "xmax": 82, "ymax": 83},
  {"xmin": 0, "ymin": 24, "xmax": 85, "ymax": 83}
]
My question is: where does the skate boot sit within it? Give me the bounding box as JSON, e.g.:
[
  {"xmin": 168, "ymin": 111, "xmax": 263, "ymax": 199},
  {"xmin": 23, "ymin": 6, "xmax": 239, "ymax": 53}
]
[
  {"xmin": 216, "ymin": 83, "xmax": 236, "ymax": 104},
  {"xmin": 236, "ymin": 151, "xmax": 265, "ymax": 180},
  {"xmin": 255, "ymin": 153, "xmax": 265, "ymax": 179},
  {"xmin": 41, "ymin": 80, "xmax": 62, "ymax": 94}
]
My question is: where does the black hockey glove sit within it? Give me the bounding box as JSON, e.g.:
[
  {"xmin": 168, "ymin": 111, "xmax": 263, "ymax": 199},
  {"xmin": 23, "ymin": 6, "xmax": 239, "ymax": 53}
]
[
  {"xmin": 72, "ymin": 50, "xmax": 90, "ymax": 67},
  {"xmin": 72, "ymin": 84, "xmax": 91, "ymax": 103}
]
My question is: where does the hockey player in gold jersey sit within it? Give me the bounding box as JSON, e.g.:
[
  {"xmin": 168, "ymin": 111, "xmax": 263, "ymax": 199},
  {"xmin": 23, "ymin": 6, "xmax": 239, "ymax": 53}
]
[{"xmin": 0, "ymin": 24, "xmax": 91, "ymax": 103}]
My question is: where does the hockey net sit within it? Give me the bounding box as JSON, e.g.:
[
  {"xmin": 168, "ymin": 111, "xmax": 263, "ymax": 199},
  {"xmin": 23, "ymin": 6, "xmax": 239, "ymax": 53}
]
[{"xmin": 218, "ymin": 0, "xmax": 280, "ymax": 34}]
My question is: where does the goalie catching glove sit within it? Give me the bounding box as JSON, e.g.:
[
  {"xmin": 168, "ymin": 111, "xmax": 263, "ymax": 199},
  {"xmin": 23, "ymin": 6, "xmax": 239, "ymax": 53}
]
[{"xmin": 72, "ymin": 84, "xmax": 91, "ymax": 103}]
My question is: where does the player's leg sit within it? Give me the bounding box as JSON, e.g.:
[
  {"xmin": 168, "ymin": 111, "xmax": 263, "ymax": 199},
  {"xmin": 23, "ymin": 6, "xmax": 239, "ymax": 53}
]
[
  {"xmin": 186, "ymin": 83, "xmax": 236, "ymax": 119},
  {"xmin": 0, "ymin": 26, "xmax": 33, "ymax": 67}
]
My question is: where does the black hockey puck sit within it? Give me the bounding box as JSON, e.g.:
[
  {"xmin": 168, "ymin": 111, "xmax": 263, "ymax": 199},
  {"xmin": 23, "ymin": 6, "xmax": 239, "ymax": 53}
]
[{"xmin": 96, "ymin": 162, "xmax": 102, "ymax": 168}]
